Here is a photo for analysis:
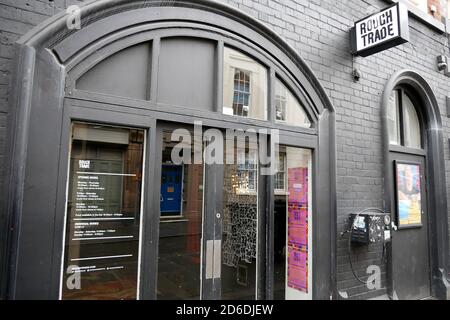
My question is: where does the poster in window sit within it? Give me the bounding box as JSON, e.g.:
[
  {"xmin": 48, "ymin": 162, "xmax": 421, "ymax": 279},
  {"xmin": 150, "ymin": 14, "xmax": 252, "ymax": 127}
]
[
  {"xmin": 287, "ymin": 246, "xmax": 308, "ymax": 291},
  {"xmin": 395, "ymin": 162, "xmax": 422, "ymax": 227},
  {"xmin": 287, "ymin": 167, "xmax": 308, "ymax": 293}
]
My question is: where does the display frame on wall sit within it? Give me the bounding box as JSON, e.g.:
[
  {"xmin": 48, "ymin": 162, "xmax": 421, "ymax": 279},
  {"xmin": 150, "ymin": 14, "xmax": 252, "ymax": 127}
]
[{"xmin": 394, "ymin": 160, "xmax": 423, "ymax": 229}]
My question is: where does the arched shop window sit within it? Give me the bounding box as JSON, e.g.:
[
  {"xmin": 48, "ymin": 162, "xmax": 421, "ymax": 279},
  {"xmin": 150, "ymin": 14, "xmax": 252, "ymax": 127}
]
[
  {"xmin": 275, "ymin": 78, "xmax": 311, "ymax": 128},
  {"xmin": 6, "ymin": 0, "xmax": 336, "ymax": 301},
  {"xmin": 388, "ymin": 89, "xmax": 422, "ymax": 149},
  {"xmin": 68, "ymin": 36, "xmax": 319, "ymax": 301}
]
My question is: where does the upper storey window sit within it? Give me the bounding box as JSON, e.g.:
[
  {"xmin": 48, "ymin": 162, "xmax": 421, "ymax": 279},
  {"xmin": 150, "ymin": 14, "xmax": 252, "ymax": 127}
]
[
  {"xmin": 388, "ymin": 89, "xmax": 422, "ymax": 149},
  {"xmin": 407, "ymin": 0, "xmax": 448, "ymax": 21},
  {"xmin": 223, "ymin": 47, "xmax": 268, "ymax": 120},
  {"xmin": 275, "ymin": 78, "xmax": 311, "ymax": 128}
]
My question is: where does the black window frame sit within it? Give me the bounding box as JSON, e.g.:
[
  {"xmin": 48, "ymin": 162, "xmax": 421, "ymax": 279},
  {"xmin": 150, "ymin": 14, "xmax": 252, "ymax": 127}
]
[{"xmin": 390, "ymin": 87, "xmax": 424, "ymax": 150}]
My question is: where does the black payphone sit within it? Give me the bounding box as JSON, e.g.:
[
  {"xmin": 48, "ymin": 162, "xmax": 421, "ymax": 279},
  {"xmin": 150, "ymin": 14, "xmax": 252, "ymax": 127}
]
[
  {"xmin": 349, "ymin": 209, "xmax": 391, "ymax": 245},
  {"xmin": 341, "ymin": 208, "xmax": 392, "ymax": 285}
]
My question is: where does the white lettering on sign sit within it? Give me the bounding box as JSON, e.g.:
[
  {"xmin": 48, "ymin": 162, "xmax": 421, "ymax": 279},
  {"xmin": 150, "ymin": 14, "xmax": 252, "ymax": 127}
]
[
  {"xmin": 355, "ymin": 5, "xmax": 399, "ymax": 52},
  {"xmin": 79, "ymin": 160, "xmax": 90, "ymax": 169}
]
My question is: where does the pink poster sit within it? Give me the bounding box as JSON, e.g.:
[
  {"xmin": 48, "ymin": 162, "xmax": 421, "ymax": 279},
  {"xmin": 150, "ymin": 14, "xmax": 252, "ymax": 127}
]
[
  {"xmin": 288, "ymin": 207, "xmax": 308, "ymax": 226},
  {"xmin": 287, "ymin": 265, "xmax": 307, "ymax": 291},
  {"xmin": 287, "ymin": 247, "xmax": 308, "ymax": 291},
  {"xmin": 288, "ymin": 246, "xmax": 307, "ymax": 268},
  {"xmin": 287, "ymin": 167, "xmax": 309, "ymax": 293},
  {"xmin": 288, "ymin": 225, "xmax": 307, "ymax": 247},
  {"xmin": 287, "ymin": 168, "xmax": 308, "ymax": 204}
]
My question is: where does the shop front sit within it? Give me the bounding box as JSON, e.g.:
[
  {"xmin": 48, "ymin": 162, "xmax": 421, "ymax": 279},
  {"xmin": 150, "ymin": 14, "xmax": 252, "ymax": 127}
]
[{"xmin": 3, "ymin": 0, "xmax": 336, "ymax": 300}]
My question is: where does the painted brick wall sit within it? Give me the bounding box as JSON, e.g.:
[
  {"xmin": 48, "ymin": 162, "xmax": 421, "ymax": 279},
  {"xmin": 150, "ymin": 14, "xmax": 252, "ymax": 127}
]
[{"xmin": 0, "ymin": 0, "xmax": 449, "ymax": 300}]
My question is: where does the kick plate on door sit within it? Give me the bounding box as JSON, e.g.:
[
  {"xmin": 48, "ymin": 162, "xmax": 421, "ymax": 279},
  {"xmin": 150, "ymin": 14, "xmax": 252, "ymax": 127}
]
[{"xmin": 205, "ymin": 240, "xmax": 221, "ymax": 279}]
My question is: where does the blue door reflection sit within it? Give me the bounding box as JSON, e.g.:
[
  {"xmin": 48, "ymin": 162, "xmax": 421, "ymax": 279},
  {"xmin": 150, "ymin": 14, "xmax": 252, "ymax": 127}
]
[{"xmin": 160, "ymin": 164, "xmax": 183, "ymax": 215}]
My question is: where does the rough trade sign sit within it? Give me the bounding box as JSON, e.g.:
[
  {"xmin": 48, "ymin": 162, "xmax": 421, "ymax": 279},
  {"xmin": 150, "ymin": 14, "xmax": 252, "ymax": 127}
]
[{"xmin": 351, "ymin": 3, "xmax": 409, "ymax": 57}]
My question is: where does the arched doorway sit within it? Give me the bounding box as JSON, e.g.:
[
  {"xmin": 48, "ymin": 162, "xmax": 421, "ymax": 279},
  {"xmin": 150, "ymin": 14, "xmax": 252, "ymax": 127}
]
[
  {"xmin": 381, "ymin": 70, "xmax": 450, "ymax": 300},
  {"xmin": 5, "ymin": 0, "xmax": 336, "ymax": 300}
]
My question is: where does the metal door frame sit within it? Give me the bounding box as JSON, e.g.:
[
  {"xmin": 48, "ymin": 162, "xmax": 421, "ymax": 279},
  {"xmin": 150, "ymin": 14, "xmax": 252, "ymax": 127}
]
[
  {"xmin": 153, "ymin": 121, "xmax": 222, "ymax": 300},
  {"xmin": 53, "ymin": 98, "xmax": 157, "ymax": 300},
  {"xmin": 389, "ymin": 154, "xmax": 431, "ymax": 299}
]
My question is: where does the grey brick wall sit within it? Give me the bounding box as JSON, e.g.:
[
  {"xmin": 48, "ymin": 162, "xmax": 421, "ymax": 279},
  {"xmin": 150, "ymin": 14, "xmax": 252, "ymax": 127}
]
[{"xmin": 0, "ymin": 0, "xmax": 449, "ymax": 300}]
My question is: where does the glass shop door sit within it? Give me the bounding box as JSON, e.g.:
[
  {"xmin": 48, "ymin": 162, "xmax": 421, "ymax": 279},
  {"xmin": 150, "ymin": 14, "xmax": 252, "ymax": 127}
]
[{"xmin": 155, "ymin": 124, "xmax": 264, "ymax": 300}]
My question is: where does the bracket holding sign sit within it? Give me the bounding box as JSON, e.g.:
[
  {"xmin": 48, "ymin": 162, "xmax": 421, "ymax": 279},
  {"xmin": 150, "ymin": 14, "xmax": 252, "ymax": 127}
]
[{"xmin": 351, "ymin": 3, "xmax": 409, "ymax": 57}]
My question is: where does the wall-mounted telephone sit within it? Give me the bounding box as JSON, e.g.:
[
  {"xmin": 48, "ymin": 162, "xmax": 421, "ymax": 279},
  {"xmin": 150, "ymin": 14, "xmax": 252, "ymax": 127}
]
[
  {"xmin": 349, "ymin": 210, "xmax": 391, "ymax": 245},
  {"xmin": 341, "ymin": 208, "xmax": 391, "ymax": 285}
]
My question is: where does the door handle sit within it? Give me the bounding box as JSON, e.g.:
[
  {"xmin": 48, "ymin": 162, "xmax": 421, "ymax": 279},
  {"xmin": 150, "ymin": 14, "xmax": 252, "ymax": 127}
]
[
  {"xmin": 391, "ymin": 222, "xmax": 397, "ymax": 231},
  {"xmin": 205, "ymin": 239, "xmax": 221, "ymax": 279},
  {"xmin": 206, "ymin": 240, "xmax": 214, "ymax": 279},
  {"xmin": 213, "ymin": 240, "xmax": 221, "ymax": 279}
]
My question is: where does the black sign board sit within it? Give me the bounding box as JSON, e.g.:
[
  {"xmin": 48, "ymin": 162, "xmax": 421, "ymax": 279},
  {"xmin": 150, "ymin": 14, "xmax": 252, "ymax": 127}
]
[
  {"xmin": 351, "ymin": 3, "xmax": 409, "ymax": 57},
  {"xmin": 61, "ymin": 123, "xmax": 145, "ymax": 300}
]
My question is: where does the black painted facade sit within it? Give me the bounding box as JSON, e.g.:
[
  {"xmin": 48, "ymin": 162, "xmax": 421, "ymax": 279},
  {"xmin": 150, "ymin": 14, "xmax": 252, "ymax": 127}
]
[{"xmin": 0, "ymin": 0, "xmax": 450, "ymax": 300}]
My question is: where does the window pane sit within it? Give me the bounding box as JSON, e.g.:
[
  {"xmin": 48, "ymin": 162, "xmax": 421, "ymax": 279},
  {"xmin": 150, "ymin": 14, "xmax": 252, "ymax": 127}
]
[
  {"xmin": 407, "ymin": 0, "xmax": 428, "ymax": 14},
  {"xmin": 275, "ymin": 152, "xmax": 286, "ymax": 191},
  {"xmin": 62, "ymin": 123, "xmax": 145, "ymax": 300},
  {"xmin": 273, "ymin": 147, "xmax": 312, "ymax": 300},
  {"xmin": 402, "ymin": 92, "xmax": 422, "ymax": 149},
  {"xmin": 222, "ymin": 144, "xmax": 258, "ymax": 299},
  {"xmin": 275, "ymin": 81, "xmax": 287, "ymax": 122},
  {"xmin": 223, "ymin": 47, "xmax": 268, "ymax": 120},
  {"xmin": 408, "ymin": 0, "xmax": 443, "ymax": 20},
  {"xmin": 158, "ymin": 38, "xmax": 215, "ymax": 110},
  {"xmin": 388, "ymin": 90, "xmax": 401, "ymax": 145},
  {"xmin": 236, "ymin": 148, "xmax": 257, "ymax": 194},
  {"xmin": 76, "ymin": 43, "xmax": 151, "ymax": 100},
  {"xmin": 157, "ymin": 130, "xmax": 204, "ymax": 299},
  {"xmin": 275, "ymin": 79, "xmax": 311, "ymax": 128},
  {"xmin": 448, "ymin": 0, "xmax": 450, "ymax": 19}
]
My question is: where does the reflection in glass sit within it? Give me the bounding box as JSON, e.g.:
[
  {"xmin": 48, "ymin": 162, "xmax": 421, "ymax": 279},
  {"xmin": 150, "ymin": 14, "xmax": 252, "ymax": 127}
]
[
  {"xmin": 407, "ymin": 0, "xmax": 428, "ymax": 16},
  {"xmin": 236, "ymin": 149, "xmax": 258, "ymax": 194},
  {"xmin": 388, "ymin": 89, "xmax": 422, "ymax": 149},
  {"xmin": 223, "ymin": 47, "xmax": 268, "ymax": 120},
  {"xmin": 222, "ymin": 144, "xmax": 258, "ymax": 299},
  {"xmin": 273, "ymin": 147, "xmax": 312, "ymax": 300},
  {"xmin": 62, "ymin": 123, "xmax": 145, "ymax": 300},
  {"xmin": 157, "ymin": 130, "xmax": 204, "ymax": 299},
  {"xmin": 275, "ymin": 79, "xmax": 311, "ymax": 128},
  {"xmin": 275, "ymin": 152, "xmax": 286, "ymax": 191},
  {"xmin": 233, "ymin": 69, "xmax": 251, "ymax": 117},
  {"xmin": 402, "ymin": 92, "xmax": 421, "ymax": 149},
  {"xmin": 388, "ymin": 90, "xmax": 400, "ymax": 145}
]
